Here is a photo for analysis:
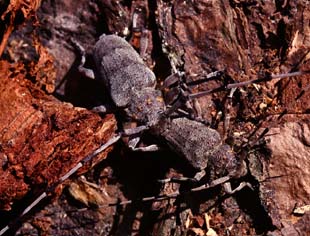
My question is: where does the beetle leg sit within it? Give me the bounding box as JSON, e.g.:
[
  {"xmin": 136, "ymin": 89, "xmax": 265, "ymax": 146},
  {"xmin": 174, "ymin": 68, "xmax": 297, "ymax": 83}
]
[
  {"xmin": 91, "ymin": 105, "xmax": 108, "ymax": 113},
  {"xmin": 70, "ymin": 38, "xmax": 95, "ymax": 80},
  {"xmin": 127, "ymin": 135, "xmax": 160, "ymax": 152},
  {"xmin": 223, "ymin": 181, "xmax": 254, "ymax": 194}
]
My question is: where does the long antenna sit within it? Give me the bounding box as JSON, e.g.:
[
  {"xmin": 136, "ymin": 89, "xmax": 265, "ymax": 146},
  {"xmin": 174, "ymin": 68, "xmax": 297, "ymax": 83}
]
[{"xmin": 189, "ymin": 71, "xmax": 309, "ymax": 99}]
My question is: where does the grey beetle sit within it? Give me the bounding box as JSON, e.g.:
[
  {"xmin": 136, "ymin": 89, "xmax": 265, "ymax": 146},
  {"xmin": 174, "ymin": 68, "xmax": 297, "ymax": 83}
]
[
  {"xmin": 78, "ymin": 34, "xmax": 248, "ymax": 187},
  {"xmin": 87, "ymin": 34, "xmax": 307, "ymax": 188}
]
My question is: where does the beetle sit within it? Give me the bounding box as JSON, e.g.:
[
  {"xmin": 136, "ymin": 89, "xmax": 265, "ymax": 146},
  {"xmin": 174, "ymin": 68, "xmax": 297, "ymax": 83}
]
[
  {"xmin": 1, "ymin": 34, "xmax": 306, "ymax": 236},
  {"xmin": 74, "ymin": 34, "xmax": 262, "ymax": 188}
]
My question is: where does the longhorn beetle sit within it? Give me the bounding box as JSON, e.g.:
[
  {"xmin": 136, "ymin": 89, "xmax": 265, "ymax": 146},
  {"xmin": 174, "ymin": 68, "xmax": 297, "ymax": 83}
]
[
  {"xmin": 73, "ymin": 34, "xmax": 307, "ymax": 185},
  {"xmin": 0, "ymin": 34, "xmax": 308, "ymax": 235}
]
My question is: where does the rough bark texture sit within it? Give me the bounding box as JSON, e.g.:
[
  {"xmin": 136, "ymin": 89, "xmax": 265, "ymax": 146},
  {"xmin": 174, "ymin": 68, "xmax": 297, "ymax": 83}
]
[
  {"xmin": 0, "ymin": 59, "xmax": 116, "ymax": 198},
  {"xmin": 0, "ymin": 60, "xmax": 117, "ymax": 233}
]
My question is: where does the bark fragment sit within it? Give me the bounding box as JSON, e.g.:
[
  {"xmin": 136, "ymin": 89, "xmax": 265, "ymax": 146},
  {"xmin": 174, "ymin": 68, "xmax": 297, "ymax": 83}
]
[{"xmin": 0, "ymin": 61, "xmax": 117, "ymax": 211}]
